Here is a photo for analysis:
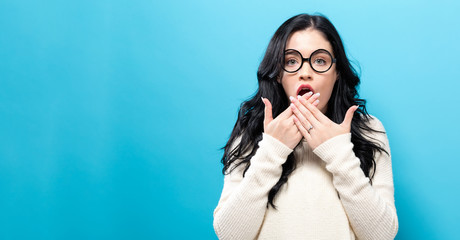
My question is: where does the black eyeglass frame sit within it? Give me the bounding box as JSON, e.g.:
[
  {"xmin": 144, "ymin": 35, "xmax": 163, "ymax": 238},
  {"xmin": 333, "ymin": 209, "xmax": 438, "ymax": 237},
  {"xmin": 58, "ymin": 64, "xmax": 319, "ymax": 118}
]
[{"xmin": 282, "ymin": 48, "xmax": 337, "ymax": 73}]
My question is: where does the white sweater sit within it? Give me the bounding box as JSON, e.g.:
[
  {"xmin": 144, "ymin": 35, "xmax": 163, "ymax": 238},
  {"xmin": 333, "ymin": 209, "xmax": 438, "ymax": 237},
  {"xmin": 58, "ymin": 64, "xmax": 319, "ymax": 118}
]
[{"xmin": 213, "ymin": 117, "xmax": 398, "ymax": 240}]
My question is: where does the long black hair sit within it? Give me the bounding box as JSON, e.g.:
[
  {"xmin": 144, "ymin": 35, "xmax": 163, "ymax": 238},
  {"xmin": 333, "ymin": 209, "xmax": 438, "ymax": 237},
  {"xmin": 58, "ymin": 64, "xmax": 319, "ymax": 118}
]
[{"xmin": 221, "ymin": 13, "xmax": 387, "ymax": 209}]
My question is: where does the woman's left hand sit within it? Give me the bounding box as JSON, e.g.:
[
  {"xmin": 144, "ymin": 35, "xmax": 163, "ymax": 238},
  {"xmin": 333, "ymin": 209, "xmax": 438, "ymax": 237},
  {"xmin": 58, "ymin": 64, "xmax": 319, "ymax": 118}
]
[{"xmin": 289, "ymin": 94, "xmax": 359, "ymax": 149}]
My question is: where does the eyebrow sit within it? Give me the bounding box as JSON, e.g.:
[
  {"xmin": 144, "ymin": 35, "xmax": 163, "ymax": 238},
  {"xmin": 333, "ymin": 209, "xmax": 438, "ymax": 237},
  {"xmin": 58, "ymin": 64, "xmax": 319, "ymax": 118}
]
[{"xmin": 285, "ymin": 49, "xmax": 334, "ymax": 56}]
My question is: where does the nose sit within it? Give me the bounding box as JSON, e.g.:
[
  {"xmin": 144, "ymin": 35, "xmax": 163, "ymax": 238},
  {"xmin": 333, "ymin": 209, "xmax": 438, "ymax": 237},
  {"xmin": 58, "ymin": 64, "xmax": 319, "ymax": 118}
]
[{"xmin": 298, "ymin": 61, "xmax": 314, "ymax": 80}]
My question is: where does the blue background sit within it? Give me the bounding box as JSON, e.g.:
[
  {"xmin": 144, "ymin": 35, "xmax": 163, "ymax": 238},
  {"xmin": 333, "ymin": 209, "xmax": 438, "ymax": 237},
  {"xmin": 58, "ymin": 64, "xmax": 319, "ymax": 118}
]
[{"xmin": 1, "ymin": 0, "xmax": 459, "ymax": 239}]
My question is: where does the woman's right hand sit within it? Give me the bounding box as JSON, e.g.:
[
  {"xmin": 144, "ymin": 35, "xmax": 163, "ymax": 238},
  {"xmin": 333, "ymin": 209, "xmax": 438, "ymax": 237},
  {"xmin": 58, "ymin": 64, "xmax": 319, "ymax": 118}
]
[
  {"xmin": 261, "ymin": 97, "xmax": 302, "ymax": 149},
  {"xmin": 261, "ymin": 94, "xmax": 319, "ymax": 149}
]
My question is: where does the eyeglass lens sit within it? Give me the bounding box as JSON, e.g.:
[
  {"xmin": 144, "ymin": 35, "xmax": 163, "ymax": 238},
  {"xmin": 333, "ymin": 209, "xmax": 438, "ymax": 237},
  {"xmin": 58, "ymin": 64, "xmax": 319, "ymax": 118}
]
[{"xmin": 283, "ymin": 49, "xmax": 333, "ymax": 73}]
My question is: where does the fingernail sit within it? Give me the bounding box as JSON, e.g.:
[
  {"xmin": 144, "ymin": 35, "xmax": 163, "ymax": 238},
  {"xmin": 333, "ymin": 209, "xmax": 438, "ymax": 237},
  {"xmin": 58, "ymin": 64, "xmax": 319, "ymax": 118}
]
[
  {"xmin": 314, "ymin": 100, "xmax": 319, "ymax": 105},
  {"xmin": 290, "ymin": 103, "xmax": 296, "ymax": 109},
  {"xmin": 315, "ymin": 93, "xmax": 320, "ymax": 97},
  {"xmin": 297, "ymin": 95, "xmax": 301, "ymax": 99},
  {"xmin": 289, "ymin": 96, "xmax": 295, "ymax": 101},
  {"xmin": 307, "ymin": 91, "xmax": 313, "ymax": 96}
]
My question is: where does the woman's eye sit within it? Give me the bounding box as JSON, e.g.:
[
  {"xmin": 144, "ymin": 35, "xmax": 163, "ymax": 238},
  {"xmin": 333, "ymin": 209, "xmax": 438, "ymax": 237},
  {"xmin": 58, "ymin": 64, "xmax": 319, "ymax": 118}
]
[
  {"xmin": 314, "ymin": 58, "xmax": 326, "ymax": 65},
  {"xmin": 286, "ymin": 59, "xmax": 298, "ymax": 65}
]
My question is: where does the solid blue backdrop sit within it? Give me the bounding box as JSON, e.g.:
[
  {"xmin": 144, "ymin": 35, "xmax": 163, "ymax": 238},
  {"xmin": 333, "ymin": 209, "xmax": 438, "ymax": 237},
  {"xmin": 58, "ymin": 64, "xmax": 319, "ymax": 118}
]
[{"xmin": 1, "ymin": 0, "xmax": 459, "ymax": 239}]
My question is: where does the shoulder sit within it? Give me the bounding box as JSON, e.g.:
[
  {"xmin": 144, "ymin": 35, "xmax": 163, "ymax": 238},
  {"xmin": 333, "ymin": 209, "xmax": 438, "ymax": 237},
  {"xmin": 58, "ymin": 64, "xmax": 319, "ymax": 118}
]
[
  {"xmin": 364, "ymin": 114, "xmax": 386, "ymax": 133},
  {"xmin": 360, "ymin": 114, "xmax": 391, "ymax": 152},
  {"xmin": 367, "ymin": 114, "xmax": 384, "ymax": 128}
]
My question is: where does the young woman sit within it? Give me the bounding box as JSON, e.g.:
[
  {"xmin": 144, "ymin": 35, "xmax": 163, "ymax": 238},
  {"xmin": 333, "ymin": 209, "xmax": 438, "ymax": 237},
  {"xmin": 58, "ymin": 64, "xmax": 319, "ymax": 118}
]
[{"xmin": 213, "ymin": 14, "xmax": 398, "ymax": 239}]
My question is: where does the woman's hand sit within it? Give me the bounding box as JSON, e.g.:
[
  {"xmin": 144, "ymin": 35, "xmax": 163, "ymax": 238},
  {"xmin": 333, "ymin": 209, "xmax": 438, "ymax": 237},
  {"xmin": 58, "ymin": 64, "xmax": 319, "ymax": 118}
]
[
  {"xmin": 261, "ymin": 97, "xmax": 302, "ymax": 149},
  {"xmin": 261, "ymin": 94, "xmax": 318, "ymax": 149},
  {"xmin": 289, "ymin": 93, "xmax": 358, "ymax": 149}
]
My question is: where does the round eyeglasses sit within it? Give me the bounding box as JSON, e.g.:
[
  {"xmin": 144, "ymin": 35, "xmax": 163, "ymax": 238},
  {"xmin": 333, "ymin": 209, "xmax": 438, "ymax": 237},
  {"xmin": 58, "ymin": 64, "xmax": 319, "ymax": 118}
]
[{"xmin": 283, "ymin": 49, "xmax": 336, "ymax": 73}]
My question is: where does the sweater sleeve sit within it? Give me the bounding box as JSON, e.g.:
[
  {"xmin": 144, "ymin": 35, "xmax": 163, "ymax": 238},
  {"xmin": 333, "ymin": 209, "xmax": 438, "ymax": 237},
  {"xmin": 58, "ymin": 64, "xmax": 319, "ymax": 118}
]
[
  {"xmin": 213, "ymin": 133, "xmax": 293, "ymax": 240},
  {"xmin": 313, "ymin": 117, "xmax": 399, "ymax": 240}
]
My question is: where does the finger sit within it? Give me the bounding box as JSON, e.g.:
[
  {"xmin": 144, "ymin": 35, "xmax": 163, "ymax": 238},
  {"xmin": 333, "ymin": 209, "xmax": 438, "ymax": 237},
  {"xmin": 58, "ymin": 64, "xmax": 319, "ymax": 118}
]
[
  {"xmin": 301, "ymin": 91, "xmax": 319, "ymax": 104},
  {"xmin": 293, "ymin": 116, "xmax": 312, "ymax": 141},
  {"xmin": 262, "ymin": 97, "xmax": 273, "ymax": 129},
  {"xmin": 298, "ymin": 94, "xmax": 329, "ymax": 123},
  {"xmin": 288, "ymin": 115, "xmax": 297, "ymax": 126},
  {"xmin": 278, "ymin": 103, "xmax": 294, "ymax": 119},
  {"xmin": 292, "ymin": 93, "xmax": 319, "ymax": 106},
  {"xmin": 312, "ymin": 99, "xmax": 319, "ymax": 107},
  {"xmin": 340, "ymin": 105, "xmax": 359, "ymax": 130},
  {"xmin": 292, "ymin": 96, "xmax": 320, "ymax": 127},
  {"xmin": 301, "ymin": 91, "xmax": 314, "ymax": 101},
  {"xmin": 290, "ymin": 103, "xmax": 313, "ymax": 131}
]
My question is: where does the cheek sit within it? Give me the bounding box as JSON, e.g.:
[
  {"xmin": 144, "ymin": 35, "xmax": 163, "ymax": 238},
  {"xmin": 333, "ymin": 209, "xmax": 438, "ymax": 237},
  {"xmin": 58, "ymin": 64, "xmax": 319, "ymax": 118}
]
[
  {"xmin": 279, "ymin": 81, "xmax": 290, "ymax": 98},
  {"xmin": 317, "ymin": 76, "xmax": 337, "ymax": 107},
  {"xmin": 281, "ymin": 77, "xmax": 297, "ymax": 96},
  {"xmin": 323, "ymin": 75, "xmax": 337, "ymax": 94}
]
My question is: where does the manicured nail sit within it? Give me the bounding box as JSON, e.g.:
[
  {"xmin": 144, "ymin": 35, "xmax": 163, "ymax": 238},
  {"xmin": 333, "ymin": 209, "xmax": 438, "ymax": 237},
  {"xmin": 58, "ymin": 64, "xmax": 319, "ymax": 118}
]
[
  {"xmin": 314, "ymin": 100, "xmax": 319, "ymax": 105},
  {"xmin": 290, "ymin": 103, "xmax": 296, "ymax": 110},
  {"xmin": 307, "ymin": 91, "xmax": 313, "ymax": 96},
  {"xmin": 297, "ymin": 95, "xmax": 301, "ymax": 99},
  {"xmin": 315, "ymin": 93, "xmax": 320, "ymax": 97},
  {"xmin": 289, "ymin": 96, "xmax": 295, "ymax": 101}
]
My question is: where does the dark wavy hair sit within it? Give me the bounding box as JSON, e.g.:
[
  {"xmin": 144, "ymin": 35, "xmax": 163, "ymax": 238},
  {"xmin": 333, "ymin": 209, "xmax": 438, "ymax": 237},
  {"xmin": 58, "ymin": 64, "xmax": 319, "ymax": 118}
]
[{"xmin": 221, "ymin": 13, "xmax": 387, "ymax": 209}]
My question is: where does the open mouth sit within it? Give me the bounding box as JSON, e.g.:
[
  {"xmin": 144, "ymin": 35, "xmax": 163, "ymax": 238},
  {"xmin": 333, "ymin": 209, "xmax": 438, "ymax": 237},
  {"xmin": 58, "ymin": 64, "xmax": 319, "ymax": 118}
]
[{"xmin": 297, "ymin": 84, "xmax": 315, "ymax": 96}]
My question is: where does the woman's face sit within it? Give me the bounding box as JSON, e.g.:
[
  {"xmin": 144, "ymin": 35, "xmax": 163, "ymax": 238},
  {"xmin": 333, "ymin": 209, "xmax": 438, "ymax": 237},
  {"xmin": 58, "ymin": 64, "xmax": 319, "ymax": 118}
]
[{"xmin": 279, "ymin": 28, "xmax": 338, "ymax": 113}]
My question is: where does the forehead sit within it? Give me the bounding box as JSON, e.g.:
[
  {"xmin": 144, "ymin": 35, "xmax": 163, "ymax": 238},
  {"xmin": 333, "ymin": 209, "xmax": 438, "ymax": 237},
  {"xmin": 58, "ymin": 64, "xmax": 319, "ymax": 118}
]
[{"xmin": 285, "ymin": 29, "xmax": 333, "ymax": 55}]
